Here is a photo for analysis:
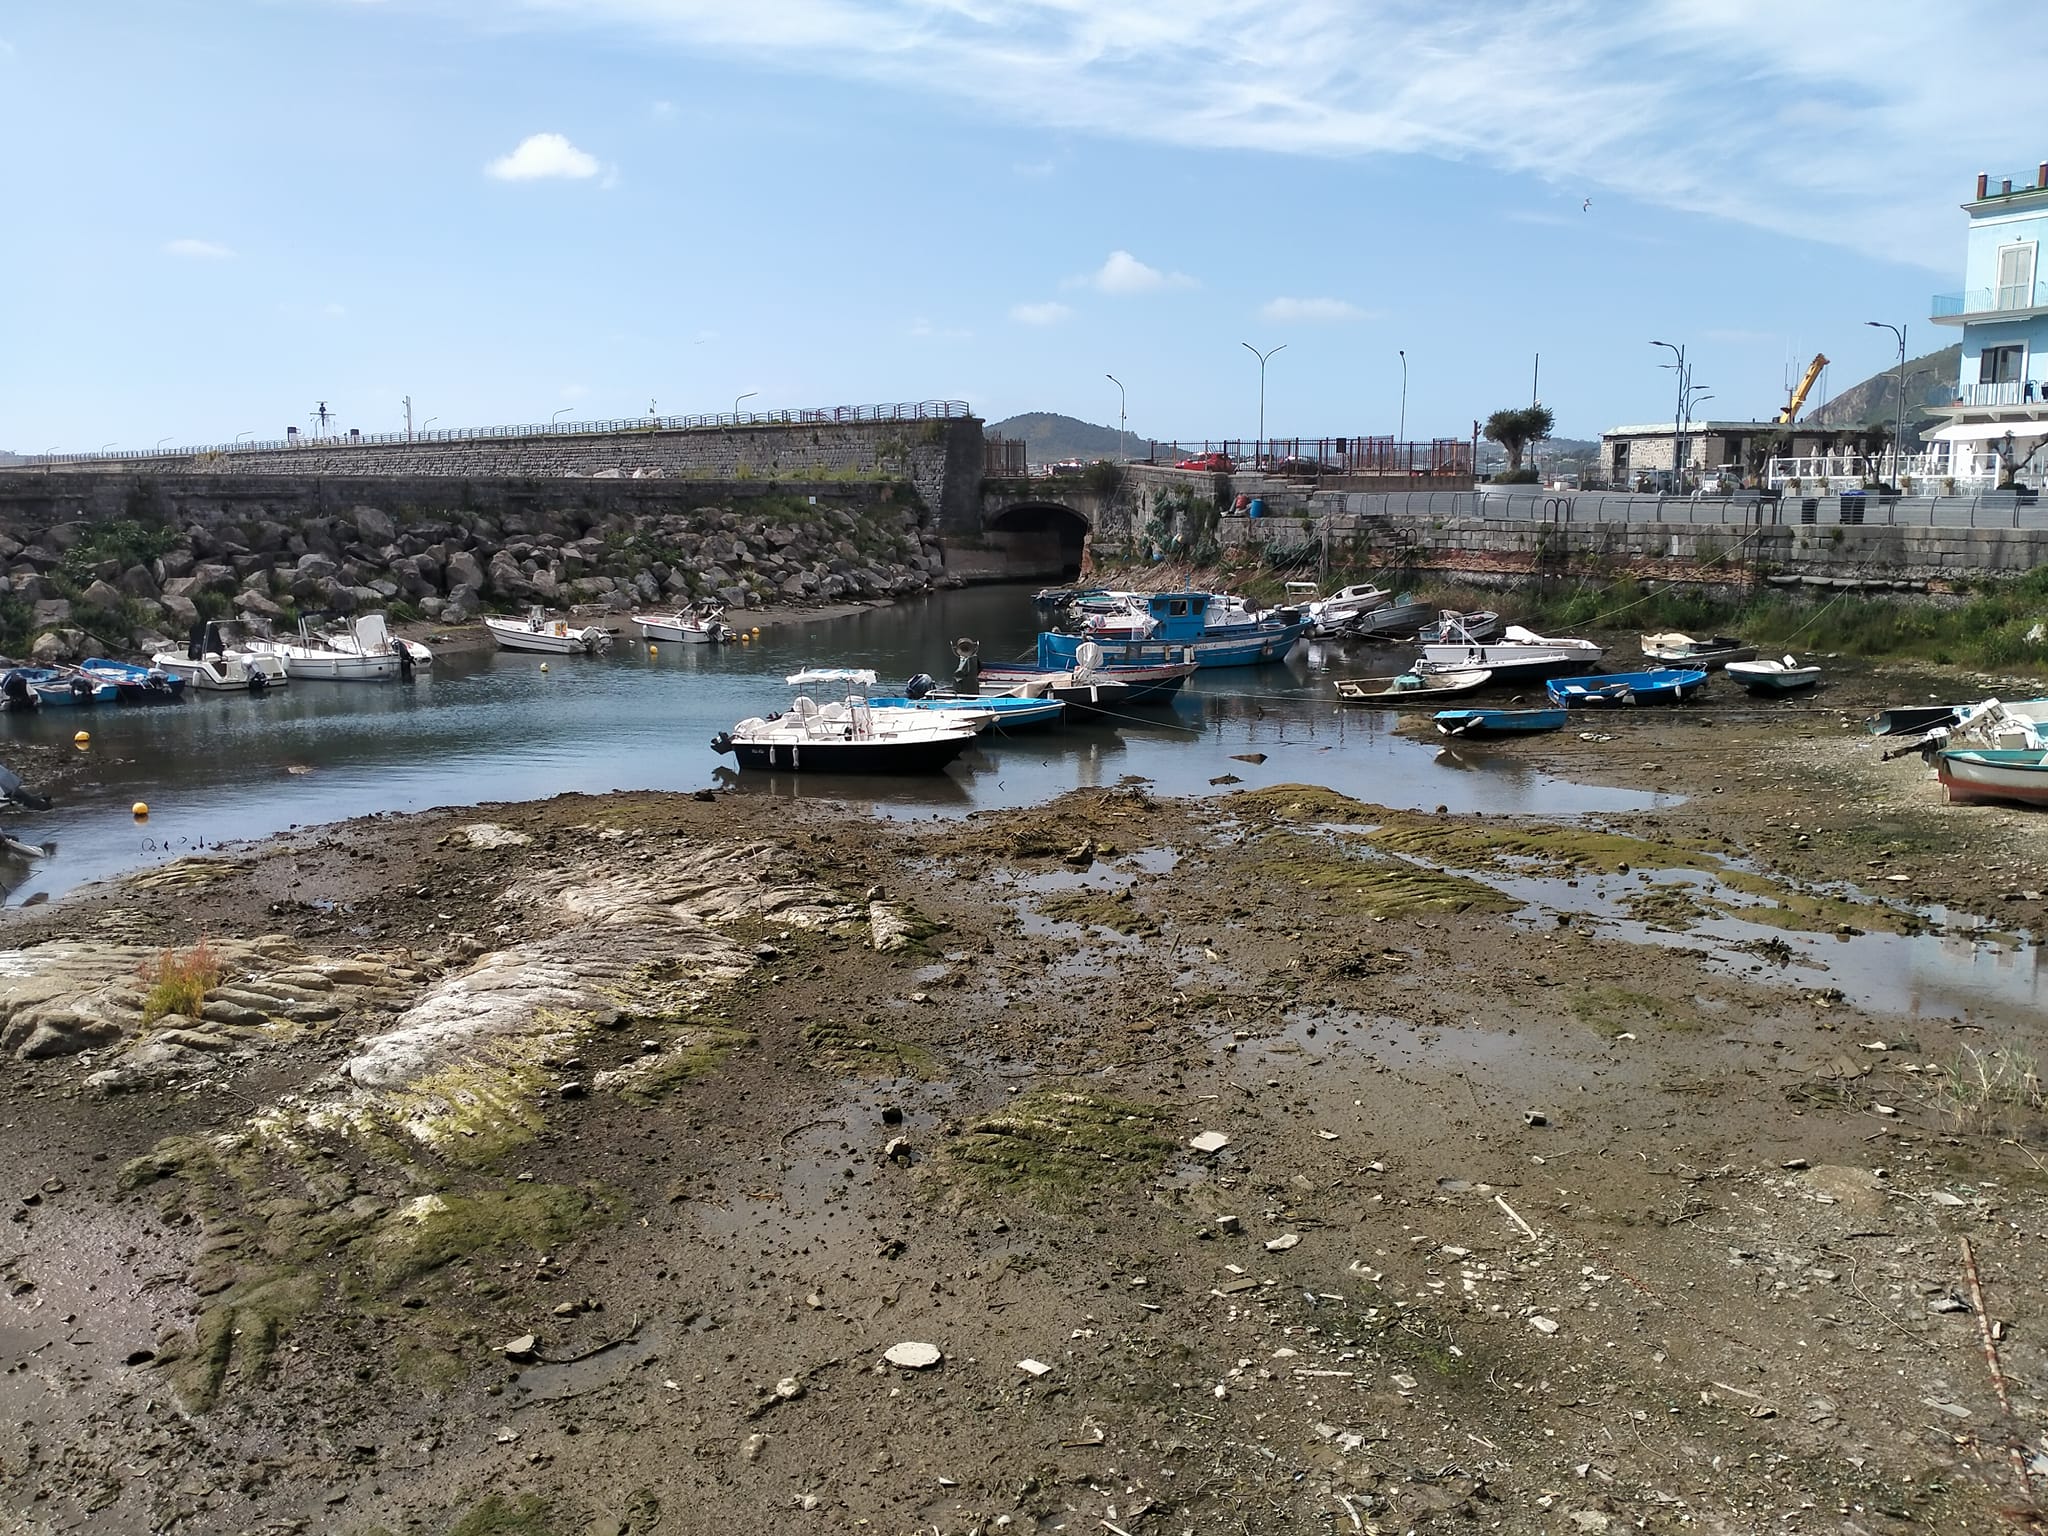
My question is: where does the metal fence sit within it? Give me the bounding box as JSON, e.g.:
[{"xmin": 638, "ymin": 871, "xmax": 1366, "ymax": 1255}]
[
  {"xmin": 1338, "ymin": 488, "xmax": 2048, "ymax": 530},
  {"xmin": 1116, "ymin": 437, "xmax": 1472, "ymax": 475},
  {"xmin": 22, "ymin": 400, "xmax": 974, "ymax": 466}
]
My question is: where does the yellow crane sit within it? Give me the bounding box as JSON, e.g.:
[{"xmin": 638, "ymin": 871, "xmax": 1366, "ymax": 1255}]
[{"xmin": 1777, "ymin": 353, "xmax": 1829, "ymax": 423}]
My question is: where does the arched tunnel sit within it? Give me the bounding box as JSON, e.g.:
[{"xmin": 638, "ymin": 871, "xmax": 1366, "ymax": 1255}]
[{"xmin": 982, "ymin": 502, "xmax": 1090, "ymax": 579}]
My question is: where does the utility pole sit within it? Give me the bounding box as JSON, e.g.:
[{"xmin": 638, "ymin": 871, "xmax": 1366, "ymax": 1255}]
[
  {"xmin": 403, "ymin": 395, "xmax": 413, "ymax": 442},
  {"xmin": 1397, "ymin": 349, "xmax": 1407, "ymax": 448},
  {"xmin": 1532, "ymin": 353, "xmax": 1540, "ymax": 407}
]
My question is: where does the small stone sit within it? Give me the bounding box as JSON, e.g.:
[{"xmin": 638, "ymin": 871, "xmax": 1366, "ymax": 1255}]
[
  {"xmin": 1524, "ymin": 1109, "xmax": 1549, "ymax": 1127},
  {"xmin": 884, "ymin": 1341, "xmax": 943, "ymax": 1370},
  {"xmin": 774, "ymin": 1376, "xmax": 804, "ymax": 1401},
  {"xmin": 1017, "ymin": 1359, "xmax": 1052, "ymax": 1378},
  {"xmin": 1265, "ymin": 1233, "xmax": 1301, "ymax": 1252},
  {"xmin": 1215, "ymin": 1214, "xmax": 1243, "ymax": 1235},
  {"xmin": 501, "ymin": 1334, "xmax": 538, "ymax": 1359},
  {"xmin": 798, "ymin": 1494, "xmax": 820, "ymax": 1511},
  {"xmin": 880, "ymin": 1105, "xmax": 904, "ymax": 1125},
  {"xmin": 1531, "ymin": 1315, "xmax": 1561, "ymax": 1335},
  {"xmin": 558, "ymin": 1080, "xmax": 587, "ymax": 1100},
  {"xmin": 1188, "ymin": 1131, "xmax": 1231, "ymax": 1154},
  {"xmin": 742, "ymin": 1432, "xmax": 768, "ymax": 1461},
  {"xmin": 884, "ymin": 1136, "xmax": 913, "ymax": 1163},
  {"xmin": 495, "ymin": 1428, "xmax": 520, "ymax": 1444},
  {"xmin": 806, "ymin": 1291, "xmax": 825, "ymax": 1309},
  {"xmin": 553, "ymin": 1301, "xmax": 580, "ymax": 1316}
]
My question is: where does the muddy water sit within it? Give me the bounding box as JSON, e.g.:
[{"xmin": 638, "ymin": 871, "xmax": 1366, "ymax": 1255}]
[{"xmin": 0, "ymin": 588, "xmax": 1670, "ymax": 902}]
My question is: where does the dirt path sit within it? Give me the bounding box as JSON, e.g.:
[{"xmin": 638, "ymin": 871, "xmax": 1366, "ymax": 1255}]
[{"xmin": 1, "ymin": 676, "xmax": 2044, "ymax": 1535}]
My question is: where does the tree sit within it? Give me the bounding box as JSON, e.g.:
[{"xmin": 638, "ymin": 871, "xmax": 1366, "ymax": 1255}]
[{"xmin": 1483, "ymin": 405, "xmax": 1555, "ymax": 474}]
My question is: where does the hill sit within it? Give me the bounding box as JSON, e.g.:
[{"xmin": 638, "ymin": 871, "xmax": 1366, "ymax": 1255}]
[
  {"xmin": 1806, "ymin": 344, "xmax": 1961, "ymax": 443},
  {"xmin": 986, "ymin": 412, "xmax": 1138, "ymax": 465}
]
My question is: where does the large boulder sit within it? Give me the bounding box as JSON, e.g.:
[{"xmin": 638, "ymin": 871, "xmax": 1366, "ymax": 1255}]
[
  {"xmin": 353, "ymin": 505, "xmax": 396, "ymax": 546},
  {"xmin": 155, "ymin": 549, "xmax": 196, "ymax": 583},
  {"xmin": 295, "ymin": 552, "xmax": 341, "ymax": 579},
  {"xmin": 118, "ymin": 565, "xmax": 161, "ymax": 600},
  {"xmin": 30, "ymin": 598, "xmax": 72, "ymax": 629},
  {"xmin": 30, "ymin": 628, "xmax": 87, "ymax": 663},
  {"xmin": 159, "ymin": 593, "xmax": 200, "ymax": 631},
  {"xmin": 236, "ymin": 589, "xmax": 287, "ymax": 623},
  {"xmin": 444, "ymin": 550, "xmax": 485, "ymax": 593},
  {"xmin": 81, "ymin": 579, "xmax": 126, "ymax": 611}
]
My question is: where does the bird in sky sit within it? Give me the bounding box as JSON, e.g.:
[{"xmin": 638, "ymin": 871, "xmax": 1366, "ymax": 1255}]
[{"xmin": 1581, "ymin": 198, "xmax": 1591, "ymax": 213}]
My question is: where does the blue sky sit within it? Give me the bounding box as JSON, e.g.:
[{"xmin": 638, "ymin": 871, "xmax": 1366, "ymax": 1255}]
[{"xmin": 0, "ymin": 1, "xmax": 2032, "ymax": 451}]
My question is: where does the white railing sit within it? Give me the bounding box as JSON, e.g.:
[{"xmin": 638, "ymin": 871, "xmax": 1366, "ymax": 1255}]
[
  {"xmin": 19, "ymin": 400, "xmax": 975, "ymax": 466},
  {"xmin": 1766, "ymin": 450, "xmax": 2004, "ymax": 490},
  {"xmin": 1956, "ymin": 381, "xmax": 2038, "ymax": 407}
]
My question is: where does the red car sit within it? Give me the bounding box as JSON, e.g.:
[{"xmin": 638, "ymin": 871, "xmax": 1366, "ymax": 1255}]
[{"xmin": 1176, "ymin": 452, "xmax": 1234, "ymax": 472}]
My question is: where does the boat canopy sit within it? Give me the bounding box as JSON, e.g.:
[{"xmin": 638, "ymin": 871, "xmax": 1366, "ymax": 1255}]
[{"xmin": 785, "ymin": 667, "xmax": 879, "ymax": 687}]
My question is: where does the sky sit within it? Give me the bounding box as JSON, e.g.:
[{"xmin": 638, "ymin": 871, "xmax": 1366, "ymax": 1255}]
[{"xmin": 0, "ymin": 0, "xmax": 2034, "ymax": 452}]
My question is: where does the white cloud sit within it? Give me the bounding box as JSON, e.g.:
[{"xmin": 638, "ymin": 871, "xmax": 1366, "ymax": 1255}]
[
  {"xmin": 164, "ymin": 238, "xmax": 233, "ymax": 260},
  {"xmin": 1071, "ymin": 249, "xmax": 1195, "ymax": 295},
  {"xmin": 485, "ymin": 132, "xmax": 601, "ymax": 181},
  {"xmin": 1009, "ymin": 301, "xmax": 1072, "ymax": 326},
  {"xmin": 466, "ymin": 0, "xmax": 2030, "ymax": 270},
  {"xmin": 1260, "ymin": 296, "xmax": 1366, "ymax": 324}
]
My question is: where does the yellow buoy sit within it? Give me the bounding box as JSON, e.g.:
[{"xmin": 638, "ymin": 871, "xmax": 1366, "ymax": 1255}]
[
  {"xmin": 648, "ymin": 644, "xmax": 659, "ymax": 656},
  {"xmin": 73, "ymin": 730, "xmax": 89, "ymax": 745},
  {"xmin": 131, "ymin": 802, "xmax": 149, "ymax": 818},
  {"xmin": 751, "ymin": 626, "xmax": 761, "ymax": 636},
  {"xmin": 539, "ymin": 662, "xmax": 550, "ymax": 673}
]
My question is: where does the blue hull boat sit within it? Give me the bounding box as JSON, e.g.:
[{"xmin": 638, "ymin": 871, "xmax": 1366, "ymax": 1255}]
[
  {"xmin": 3, "ymin": 667, "xmax": 117, "ymax": 707},
  {"xmin": 869, "ymin": 694, "xmax": 1067, "ymax": 731},
  {"xmin": 1041, "ymin": 591, "xmax": 1310, "ymax": 670},
  {"xmin": 1433, "ymin": 707, "xmax": 1569, "ymax": 739},
  {"xmin": 81, "ymin": 658, "xmax": 187, "ymax": 704},
  {"xmin": 1545, "ymin": 668, "xmax": 1707, "ymax": 707}
]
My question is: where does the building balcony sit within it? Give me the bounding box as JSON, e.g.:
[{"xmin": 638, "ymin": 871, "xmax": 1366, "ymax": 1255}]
[
  {"xmin": 1950, "ymin": 381, "xmax": 2045, "ymax": 407},
  {"xmin": 1931, "ymin": 283, "xmax": 2048, "ymax": 324}
]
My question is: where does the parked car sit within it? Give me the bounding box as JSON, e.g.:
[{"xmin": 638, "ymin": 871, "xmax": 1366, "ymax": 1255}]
[
  {"xmin": 1046, "ymin": 459, "xmax": 1086, "ymax": 477},
  {"xmin": 1176, "ymin": 452, "xmax": 1234, "ymax": 472},
  {"xmin": 1269, "ymin": 455, "xmax": 1328, "ymax": 476}
]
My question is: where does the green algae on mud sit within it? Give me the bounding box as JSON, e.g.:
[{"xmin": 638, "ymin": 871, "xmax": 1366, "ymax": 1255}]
[
  {"xmin": 1036, "ymin": 888, "xmax": 1161, "ymax": 936},
  {"xmin": 1251, "ymin": 831, "xmax": 1517, "ymax": 919},
  {"xmin": 1569, "ymin": 985, "xmax": 1703, "ymax": 1037},
  {"xmin": 946, "ymin": 1089, "xmax": 1173, "ymax": 1208}
]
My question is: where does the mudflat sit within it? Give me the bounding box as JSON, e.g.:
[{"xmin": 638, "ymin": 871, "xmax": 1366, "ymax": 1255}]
[{"xmin": 2, "ymin": 686, "xmax": 2045, "ymax": 1535}]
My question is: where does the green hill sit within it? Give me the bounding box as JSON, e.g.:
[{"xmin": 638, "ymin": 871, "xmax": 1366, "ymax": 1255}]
[
  {"xmin": 1806, "ymin": 344, "xmax": 1961, "ymax": 443},
  {"xmin": 986, "ymin": 412, "xmax": 1141, "ymax": 465}
]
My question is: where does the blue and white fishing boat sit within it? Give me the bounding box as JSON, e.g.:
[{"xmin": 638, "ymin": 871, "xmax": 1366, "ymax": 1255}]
[
  {"xmin": 1433, "ymin": 707, "xmax": 1569, "ymax": 739},
  {"xmin": 1038, "ymin": 592, "xmax": 1309, "ymax": 670},
  {"xmin": 79, "ymin": 658, "xmax": 187, "ymax": 704},
  {"xmin": 869, "ymin": 689, "xmax": 1067, "ymax": 732},
  {"xmin": 1, "ymin": 667, "xmax": 117, "ymax": 707},
  {"xmin": 1545, "ymin": 668, "xmax": 1708, "ymax": 707},
  {"xmin": 1936, "ymin": 747, "xmax": 2048, "ymax": 807}
]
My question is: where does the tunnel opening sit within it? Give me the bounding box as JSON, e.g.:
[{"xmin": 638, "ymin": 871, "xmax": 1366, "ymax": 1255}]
[{"xmin": 982, "ymin": 502, "xmax": 1090, "ymax": 579}]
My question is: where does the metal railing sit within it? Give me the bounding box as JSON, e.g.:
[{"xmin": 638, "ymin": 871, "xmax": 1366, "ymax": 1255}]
[
  {"xmin": 1331, "ymin": 487, "xmax": 2048, "ymax": 530},
  {"xmin": 1126, "ymin": 437, "xmax": 1472, "ymax": 476},
  {"xmin": 21, "ymin": 400, "xmax": 974, "ymax": 465},
  {"xmin": 1954, "ymin": 381, "xmax": 2039, "ymax": 407},
  {"xmin": 1931, "ymin": 283, "xmax": 2048, "ymax": 318}
]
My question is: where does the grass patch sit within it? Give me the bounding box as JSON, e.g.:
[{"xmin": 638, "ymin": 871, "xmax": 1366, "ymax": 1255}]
[
  {"xmin": 803, "ymin": 1017, "xmax": 935, "ymax": 1075},
  {"xmin": 139, "ymin": 940, "xmax": 221, "ymax": 1023},
  {"xmin": 1254, "ymin": 833, "xmax": 1516, "ymax": 919},
  {"xmin": 363, "ymin": 1184, "xmax": 609, "ymax": 1292},
  {"xmin": 1227, "ymin": 783, "xmax": 1385, "ymax": 825},
  {"xmin": 948, "ymin": 1089, "xmax": 1173, "ymax": 1208},
  {"xmin": 446, "ymin": 1495, "xmax": 559, "ymax": 1536},
  {"xmin": 1932, "ymin": 1042, "xmax": 2044, "ymax": 1135},
  {"xmin": 621, "ymin": 1024, "xmax": 755, "ymax": 1100},
  {"xmin": 1366, "ymin": 814, "xmax": 1715, "ymax": 876}
]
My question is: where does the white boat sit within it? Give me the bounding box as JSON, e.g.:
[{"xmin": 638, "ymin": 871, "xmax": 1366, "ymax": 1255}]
[
  {"xmin": 1724, "ymin": 656, "xmax": 1821, "ymax": 695},
  {"xmin": 712, "ymin": 670, "xmax": 983, "ymax": 773},
  {"xmin": 1936, "ymin": 748, "xmax": 2048, "ymax": 807},
  {"xmin": 243, "ymin": 618, "xmax": 402, "ymax": 682},
  {"xmin": 1416, "ymin": 619, "xmax": 1604, "ymax": 682},
  {"xmin": 316, "ymin": 612, "xmax": 433, "ymax": 669},
  {"xmin": 1304, "ymin": 583, "xmax": 1392, "ymax": 635},
  {"xmin": 634, "ymin": 605, "xmax": 734, "ymax": 644},
  {"xmin": 484, "ymin": 607, "xmax": 613, "ymax": 654},
  {"xmin": 150, "ymin": 649, "xmax": 290, "ymax": 692}
]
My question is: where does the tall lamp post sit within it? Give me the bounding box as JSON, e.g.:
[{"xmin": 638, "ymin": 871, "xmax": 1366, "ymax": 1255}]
[
  {"xmin": 734, "ymin": 390, "xmax": 758, "ymax": 418},
  {"xmin": 1105, "ymin": 373, "xmax": 1128, "ymax": 462},
  {"xmin": 1865, "ymin": 320, "xmax": 1907, "ymax": 484},
  {"xmin": 552, "ymin": 407, "xmax": 574, "ymax": 425},
  {"xmin": 1651, "ymin": 339, "xmax": 1686, "ymax": 490},
  {"xmin": 1240, "ymin": 341, "xmax": 1286, "ymax": 460},
  {"xmin": 1397, "ymin": 349, "xmax": 1407, "ymax": 458}
]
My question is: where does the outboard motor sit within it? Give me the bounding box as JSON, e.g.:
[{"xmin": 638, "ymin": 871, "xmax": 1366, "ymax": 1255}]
[
  {"xmin": 203, "ymin": 620, "xmax": 225, "ymax": 657},
  {"xmin": 187, "ymin": 619, "xmax": 208, "ymax": 661},
  {"xmin": 1, "ymin": 672, "xmax": 34, "ymax": 711},
  {"xmin": 904, "ymin": 673, "xmax": 936, "ymax": 700},
  {"xmin": 0, "ymin": 762, "xmax": 51, "ymax": 812},
  {"xmin": 951, "ymin": 637, "xmax": 981, "ymax": 692}
]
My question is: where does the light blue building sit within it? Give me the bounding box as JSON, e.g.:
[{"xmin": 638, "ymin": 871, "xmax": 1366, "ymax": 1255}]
[{"xmin": 1924, "ymin": 165, "xmax": 2048, "ymax": 489}]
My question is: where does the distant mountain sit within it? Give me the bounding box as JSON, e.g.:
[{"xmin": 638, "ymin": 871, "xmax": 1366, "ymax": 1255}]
[
  {"xmin": 1806, "ymin": 344, "xmax": 1961, "ymax": 443},
  {"xmin": 986, "ymin": 412, "xmax": 1141, "ymax": 465}
]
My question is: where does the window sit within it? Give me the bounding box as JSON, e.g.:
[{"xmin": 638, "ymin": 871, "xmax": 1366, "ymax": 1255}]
[
  {"xmin": 1167, "ymin": 599, "xmax": 1187, "ymax": 617},
  {"xmin": 1996, "ymin": 242, "xmax": 2038, "ymax": 309},
  {"xmin": 1981, "ymin": 345, "xmax": 2025, "ymax": 384}
]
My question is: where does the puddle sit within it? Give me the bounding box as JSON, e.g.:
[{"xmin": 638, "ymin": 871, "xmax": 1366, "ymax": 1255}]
[{"xmin": 509, "ymin": 1320, "xmax": 670, "ymax": 1404}]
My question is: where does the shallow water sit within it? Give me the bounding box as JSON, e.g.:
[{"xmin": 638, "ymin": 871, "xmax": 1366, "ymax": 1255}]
[{"xmin": 0, "ymin": 586, "xmax": 1672, "ymax": 903}]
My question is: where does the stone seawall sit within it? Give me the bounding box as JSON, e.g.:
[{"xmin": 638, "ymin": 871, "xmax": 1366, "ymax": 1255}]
[
  {"xmin": 1226, "ymin": 512, "xmax": 2048, "ymax": 586},
  {"xmin": 0, "ymin": 473, "xmax": 944, "ymax": 663},
  {"xmin": 33, "ymin": 416, "xmax": 988, "ymax": 533}
]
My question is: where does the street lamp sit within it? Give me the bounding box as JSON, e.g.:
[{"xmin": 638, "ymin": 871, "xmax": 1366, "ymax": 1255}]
[
  {"xmin": 234, "ymin": 430, "xmax": 255, "ymax": 445},
  {"xmin": 1865, "ymin": 320, "xmax": 1907, "ymax": 483},
  {"xmin": 1105, "ymin": 373, "xmax": 1128, "ymax": 461},
  {"xmin": 422, "ymin": 418, "xmax": 437, "ymax": 433},
  {"xmin": 1397, "ymin": 349, "xmax": 1407, "ymax": 449},
  {"xmin": 734, "ymin": 390, "xmax": 758, "ymax": 418},
  {"xmin": 100, "ymin": 442, "xmax": 117, "ymax": 454},
  {"xmin": 552, "ymin": 407, "xmax": 573, "ymax": 425},
  {"xmin": 1240, "ymin": 341, "xmax": 1286, "ymax": 459},
  {"xmin": 156, "ymin": 437, "xmax": 173, "ymax": 451},
  {"xmin": 1651, "ymin": 340, "xmax": 1686, "ymax": 490}
]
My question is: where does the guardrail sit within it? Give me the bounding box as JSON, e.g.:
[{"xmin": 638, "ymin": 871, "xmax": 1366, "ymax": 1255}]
[
  {"xmin": 21, "ymin": 400, "xmax": 974, "ymax": 466},
  {"xmin": 1348, "ymin": 488, "xmax": 2048, "ymax": 530}
]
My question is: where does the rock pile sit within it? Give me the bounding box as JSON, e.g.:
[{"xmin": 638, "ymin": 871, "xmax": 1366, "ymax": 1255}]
[{"xmin": 2, "ymin": 495, "xmax": 945, "ymax": 661}]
